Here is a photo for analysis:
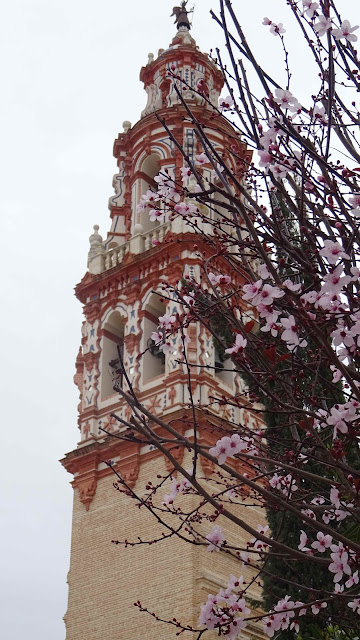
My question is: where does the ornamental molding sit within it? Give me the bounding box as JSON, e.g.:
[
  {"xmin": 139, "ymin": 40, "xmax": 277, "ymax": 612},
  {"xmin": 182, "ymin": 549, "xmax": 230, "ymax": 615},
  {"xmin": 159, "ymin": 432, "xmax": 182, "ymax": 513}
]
[
  {"xmin": 163, "ymin": 445, "xmax": 185, "ymax": 474},
  {"xmin": 75, "ymin": 475, "xmax": 98, "ymax": 511},
  {"xmin": 124, "ymin": 332, "xmax": 141, "ymax": 355},
  {"xmin": 83, "ymin": 350, "xmax": 100, "ymax": 373},
  {"xmin": 84, "ymin": 300, "xmax": 101, "ymax": 324}
]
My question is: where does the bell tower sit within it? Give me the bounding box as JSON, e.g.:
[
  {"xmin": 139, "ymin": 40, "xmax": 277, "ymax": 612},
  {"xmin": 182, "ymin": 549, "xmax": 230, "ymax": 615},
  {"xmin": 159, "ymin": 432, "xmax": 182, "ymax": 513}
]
[{"xmin": 61, "ymin": 7, "xmax": 261, "ymax": 640}]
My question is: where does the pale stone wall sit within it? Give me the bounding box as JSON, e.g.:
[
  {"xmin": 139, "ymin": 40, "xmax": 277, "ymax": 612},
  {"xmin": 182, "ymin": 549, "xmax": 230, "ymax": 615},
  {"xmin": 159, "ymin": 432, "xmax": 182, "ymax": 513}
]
[{"xmin": 64, "ymin": 454, "xmax": 266, "ymax": 640}]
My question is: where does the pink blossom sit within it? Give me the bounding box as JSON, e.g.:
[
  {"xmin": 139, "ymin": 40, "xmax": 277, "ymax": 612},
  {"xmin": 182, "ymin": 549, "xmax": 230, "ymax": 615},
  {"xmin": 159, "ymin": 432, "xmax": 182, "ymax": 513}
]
[
  {"xmin": 311, "ymin": 602, "xmax": 327, "ymax": 615},
  {"xmin": 162, "ymin": 472, "xmax": 192, "ymax": 506},
  {"xmin": 334, "ymin": 583, "xmax": 344, "ymax": 594},
  {"xmin": 154, "ymin": 173, "xmax": 181, "ymax": 202},
  {"xmin": 348, "ymin": 598, "xmax": 360, "ymax": 614},
  {"xmin": 311, "ymin": 532, "xmax": 333, "ymax": 553},
  {"xmin": 195, "ymin": 152, "xmax": 208, "ymax": 166},
  {"xmin": 314, "ymin": 15, "xmax": 332, "ymax": 37},
  {"xmin": 258, "ymin": 150, "xmax": 273, "ymax": 168},
  {"xmin": 242, "ymin": 279, "xmax": 263, "ymax": 301},
  {"xmin": 301, "ymin": 509, "xmax": 316, "ymax": 521},
  {"xmin": 322, "ymin": 510, "xmax": 335, "ymax": 524},
  {"xmin": 199, "ymin": 586, "xmax": 250, "ymax": 636},
  {"xmin": 349, "ymin": 193, "xmax": 360, "ymax": 208},
  {"xmin": 274, "ymin": 89, "xmax": 301, "ymax": 112},
  {"xmin": 219, "ymin": 95, "xmax": 234, "ymax": 111},
  {"xmin": 330, "ymin": 486, "xmax": 341, "ymax": 509},
  {"xmin": 263, "ymin": 614, "xmax": 282, "ymax": 637},
  {"xmin": 209, "ymin": 436, "xmax": 232, "ymax": 465},
  {"xmin": 258, "ymin": 306, "xmax": 280, "ymax": 324},
  {"xmin": 208, "ymin": 272, "xmax": 231, "ymax": 286},
  {"xmin": 209, "ymin": 433, "xmax": 251, "ymax": 465},
  {"xmin": 345, "ymin": 570, "xmax": 359, "ymax": 588},
  {"xmin": 313, "ymin": 104, "xmax": 328, "ymax": 123},
  {"xmin": 298, "ymin": 530, "xmax": 309, "ymax": 551},
  {"xmin": 206, "ymin": 525, "xmax": 225, "ymax": 551},
  {"xmin": 330, "ymin": 366, "xmax": 342, "ymax": 383},
  {"xmin": 319, "ymin": 239, "xmax": 350, "ymax": 264},
  {"xmin": 321, "ymin": 265, "xmax": 352, "ymax": 295},
  {"xmin": 332, "ymin": 20, "xmax": 359, "ymax": 42},
  {"xmin": 271, "ymin": 163, "xmax": 288, "ymax": 179},
  {"xmin": 330, "ymin": 322, "xmax": 355, "ymax": 349},
  {"xmin": 252, "ymin": 284, "xmax": 285, "ymax": 307},
  {"xmin": 262, "ymin": 17, "xmax": 271, "ymax": 26},
  {"xmin": 274, "ymin": 596, "xmax": 296, "ymax": 630},
  {"xmin": 290, "ymin": 620, "xmax": 300, "ymax": 633},
  {"xmin": 326, "ymin": 406, "xmax": 348, "ymax": 435},
  {"xmin": 158, "ymin": 314, "xmax": 176, "ymax": 330},
  {"xmin": 180, "ymin": 166, "xmax": 192, "ymax": 182},
  {"xmin": 225, "ymin": 334, "xmax": 247, "ymax": 355},
  {"xmin": 149, "ymin": 208, "xmax": 165, "ymax": 222},
  {"xmin": 269, "ymin": 473, "xmax": 298, "ymax": 497},
  {"xmin": 151, "ymin": 331, "xmax": 163, "ymax": 345},
  {"xmin": 227, "ymin": 618, "xmax": 247, "ymax": 639},
  {"xmin": 329, "ymin": 545, "xmax": 352, "ymax": 582},
  {"xmin": 137, "ymin": 189, "xmax": 159, "ymax": 211},
  {"xmin": 281, "ymin": 315, "xmax": 308, "ymax": 350},
  {"xmin": 183, "ymin": 294, "xmax": 195, "ymax": 307},
  {"xmin": 261, "ymin": 320, "xmax": 280, "ymax": 337},
  {"xmin": 269, "ymin": 22, "xmax": 286, "ymax": 36},
  {"xmin": 227, "ymin": 574, "xmax": 245, "ymax": 590},
  {"xmin": 174, "ymin": 201, "xmax": 198, "ymax": 215},
  {"xmin": 159, "ymin": 342, "xmax": 173, "ymax": 354},
  {"xmin": 258, "ymin": 264, "xmax": 271, "ymax": 279},
  {"xmin": 283, "ymin": 278, "xmax": 301, "ymax": 292},
  {"xmin": 302, "ymin": 1, "xmax": 319, "ymax": 19}
]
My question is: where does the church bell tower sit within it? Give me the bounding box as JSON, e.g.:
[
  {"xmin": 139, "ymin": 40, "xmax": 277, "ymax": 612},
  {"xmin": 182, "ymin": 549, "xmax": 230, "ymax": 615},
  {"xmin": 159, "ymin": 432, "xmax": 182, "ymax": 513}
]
[{"xmin": 61, "ymin": 6, "xmax": 261, "ymax": 639}]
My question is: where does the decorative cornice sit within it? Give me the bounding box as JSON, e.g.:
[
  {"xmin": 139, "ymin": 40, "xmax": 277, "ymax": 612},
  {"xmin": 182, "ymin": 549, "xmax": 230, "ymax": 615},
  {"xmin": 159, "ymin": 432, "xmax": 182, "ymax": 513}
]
[{"xmin": 84, "ymin": 300, "xmax": 101, "ymax": 324}]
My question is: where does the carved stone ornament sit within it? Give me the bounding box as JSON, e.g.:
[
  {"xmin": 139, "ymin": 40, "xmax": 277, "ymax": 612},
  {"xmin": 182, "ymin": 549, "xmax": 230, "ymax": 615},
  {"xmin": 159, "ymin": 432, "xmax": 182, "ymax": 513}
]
[
  {"xmin": 124, "ymin": 332, "xmax": 141, "ymax": 355},
  {"xmin": 76, "ymin": 476, "xmax": 98, "ymax": 511},
  {"xmin": 164, "ymin": 445, "xmax": 185, "ymax": 474},
  {"xmin": 84, "ymin": 301, "xmax": 101, "ymax": 324},
  {"xmin": 200, "ymin": 455, "xmax": 215, "ymax": 478},
  {"xmin": 83, "ymin": 350, "xmax": 99, "ymax": 372}
]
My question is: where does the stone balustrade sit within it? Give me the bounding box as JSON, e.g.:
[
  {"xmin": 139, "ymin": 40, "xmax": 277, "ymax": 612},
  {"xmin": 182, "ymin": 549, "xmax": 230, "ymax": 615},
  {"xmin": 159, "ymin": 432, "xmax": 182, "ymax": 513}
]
[{"xmin": 88, "ymin": 221, "xmax": 172, "ymax": 275}]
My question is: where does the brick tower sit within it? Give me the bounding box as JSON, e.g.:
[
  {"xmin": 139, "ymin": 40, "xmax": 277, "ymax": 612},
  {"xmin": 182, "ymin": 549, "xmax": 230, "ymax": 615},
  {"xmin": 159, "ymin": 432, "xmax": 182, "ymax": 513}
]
[{"xmin": 61, "ymin": 7, "xmax": 263, "ymax": 640}]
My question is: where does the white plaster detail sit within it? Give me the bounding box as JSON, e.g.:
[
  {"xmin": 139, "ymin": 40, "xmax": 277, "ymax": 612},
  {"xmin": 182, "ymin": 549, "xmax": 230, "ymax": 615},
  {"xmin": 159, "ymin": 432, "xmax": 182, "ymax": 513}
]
[
  {"xmin": 88, "ymin": 225, "xmax": 105, "ymax": 274},
  {"xmin": 122, "ymin": 121, "xmax": 132, "ymax": 133}
]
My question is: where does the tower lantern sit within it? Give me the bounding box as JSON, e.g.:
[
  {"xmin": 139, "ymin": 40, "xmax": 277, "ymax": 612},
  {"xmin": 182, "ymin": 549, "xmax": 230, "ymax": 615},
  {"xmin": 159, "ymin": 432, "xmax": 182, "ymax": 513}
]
[{"xmin": 61, "ymin": 10, "xmax": 260, "ymax": 640}]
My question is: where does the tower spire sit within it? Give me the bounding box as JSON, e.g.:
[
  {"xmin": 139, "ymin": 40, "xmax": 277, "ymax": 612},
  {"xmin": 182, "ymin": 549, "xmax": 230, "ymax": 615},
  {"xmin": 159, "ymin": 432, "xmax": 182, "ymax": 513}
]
[{"xmin": 171, "ymin": 1, "xmax": 192, "ymax": 31}]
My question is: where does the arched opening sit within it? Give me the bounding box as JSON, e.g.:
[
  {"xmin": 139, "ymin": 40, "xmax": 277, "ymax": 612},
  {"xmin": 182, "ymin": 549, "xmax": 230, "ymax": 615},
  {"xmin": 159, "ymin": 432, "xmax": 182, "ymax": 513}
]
[
  {"xmin": 142, "ymin": 154, "xmax": 161, "ymax": 183},
  {"xmin": 214, "ymin": 348, "xmax": 234, "ymax": 387},
  {"xmin": 100, "ymin": 311, "xmax": 125, "ymax": 399},
  {"xmin": 142, "ymin": 294, "xmax": 167, "ymax": 383}
]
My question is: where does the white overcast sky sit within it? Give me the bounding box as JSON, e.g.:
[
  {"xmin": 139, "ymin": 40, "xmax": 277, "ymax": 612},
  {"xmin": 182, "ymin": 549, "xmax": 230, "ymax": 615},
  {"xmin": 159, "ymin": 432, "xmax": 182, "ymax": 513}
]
[{"xmin": 0, "ymin": 1, "xmax": 357, "ymax": 638}]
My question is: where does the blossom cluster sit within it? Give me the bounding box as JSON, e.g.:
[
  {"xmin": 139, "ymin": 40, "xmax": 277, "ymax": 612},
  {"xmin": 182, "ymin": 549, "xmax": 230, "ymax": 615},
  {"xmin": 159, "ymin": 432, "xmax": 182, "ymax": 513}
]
[
  {"xmin": 129, "ymin": 4, "xmax": 360, "ymax": 636},
  {"xmin": 209, "ymin": 433, "xmax": 258, "ymax": 465},
  {"xmin": 199, "ymin": 574, "xmax": 250, "ymax": 639},
  {"xmin": 162, "ymin": 473, "xmax": 191, "ymax": 506}
]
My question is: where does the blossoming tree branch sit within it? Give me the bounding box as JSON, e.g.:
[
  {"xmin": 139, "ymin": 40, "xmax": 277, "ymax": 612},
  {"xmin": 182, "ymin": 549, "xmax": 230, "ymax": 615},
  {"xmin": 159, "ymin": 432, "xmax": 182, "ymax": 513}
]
[{"xmin": 106, "ymin": 1, "xmax": 360, "ymax": 638}]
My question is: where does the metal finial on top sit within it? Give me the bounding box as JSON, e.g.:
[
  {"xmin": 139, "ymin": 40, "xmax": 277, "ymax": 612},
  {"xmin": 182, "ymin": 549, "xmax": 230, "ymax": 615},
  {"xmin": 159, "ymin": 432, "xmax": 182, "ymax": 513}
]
[{"xmin": 171, "ymin": 1, "xmax": 193, "ymax": 30}]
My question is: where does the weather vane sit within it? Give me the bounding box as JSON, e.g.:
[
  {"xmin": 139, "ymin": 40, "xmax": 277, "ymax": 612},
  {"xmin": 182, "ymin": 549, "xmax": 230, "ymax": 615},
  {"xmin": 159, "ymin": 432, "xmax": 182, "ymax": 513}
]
[{"xmin": 171, "ymin": 1, "xmax": 194, "ymax": 30}]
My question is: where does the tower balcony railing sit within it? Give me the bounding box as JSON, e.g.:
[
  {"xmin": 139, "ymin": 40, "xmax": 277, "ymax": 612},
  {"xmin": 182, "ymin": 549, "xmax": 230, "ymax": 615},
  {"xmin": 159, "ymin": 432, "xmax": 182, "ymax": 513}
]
[{"xmin": 88, "ymin": 221, "xmax": 172, "ymax": 275}]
